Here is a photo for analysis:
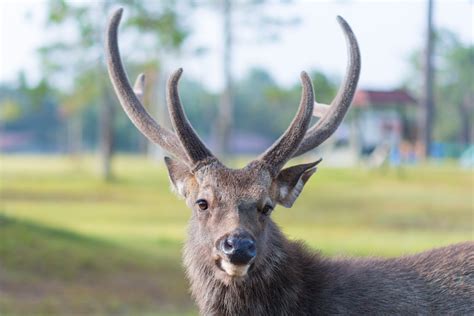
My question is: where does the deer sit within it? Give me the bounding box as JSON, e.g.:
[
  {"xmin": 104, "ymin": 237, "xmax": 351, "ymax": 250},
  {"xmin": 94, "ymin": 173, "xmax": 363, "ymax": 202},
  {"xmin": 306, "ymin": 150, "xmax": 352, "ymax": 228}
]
[{"xmin": 105, "ymin": 8, "xmax": 474, "ymax": 315}]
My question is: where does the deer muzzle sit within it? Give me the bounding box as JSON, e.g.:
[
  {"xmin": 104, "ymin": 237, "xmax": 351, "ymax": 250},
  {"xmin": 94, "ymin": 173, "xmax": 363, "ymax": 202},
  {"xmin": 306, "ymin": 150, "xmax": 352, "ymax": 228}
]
[{"xmin": 216, "ymin": 231, "xmax": 256, "ymax": 277}]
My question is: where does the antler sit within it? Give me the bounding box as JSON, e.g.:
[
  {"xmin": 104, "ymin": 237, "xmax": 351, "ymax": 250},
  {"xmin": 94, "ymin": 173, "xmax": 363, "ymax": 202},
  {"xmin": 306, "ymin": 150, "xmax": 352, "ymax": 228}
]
[
  {"xmin": 254, "ymin": 72, "xmax": 314, "ymax": 177},
  {"xmin": 107, "ymin": 8, "xmax": 358, "ymax": 174},
  {"xmin": 292, "ymin": 16, "xmax": 361, "ymax": 157},
  {"xmin": 166, "ymin": 68, "xmax": 216, "ymax": 165},
  {"xmin": 105, "ymin": 8, "xmax": 189, "ymax": 164}
]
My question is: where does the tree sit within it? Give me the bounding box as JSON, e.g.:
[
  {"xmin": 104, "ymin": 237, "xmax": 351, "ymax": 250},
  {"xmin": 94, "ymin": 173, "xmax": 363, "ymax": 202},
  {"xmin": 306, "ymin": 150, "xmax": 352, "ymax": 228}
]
[
  {"xmin": 0, "ymin": 75, "xmax": 63, "ymax": 153},
  {"xmin": 210, "ymin": 0, "xmax": 300, "ymax": 157},
  {"xmin": 40, "ymin": 0, "xmax": 188, "ymax": 180},
  {"xmin": 406, "ymin": 29, "xmax": 473, "ymax": 148},
  {"xmin": 435, "ymin": 32, "xmax": 473, "ymax": 145},
  {"xmin": 420, "ymin": 0, "xmax": 436, "ymax": 158},
  {"xmin": 0, "ymin": 99, "xmax": 22, "ymax": 125},
  {"xmin": 215, "ymin": 0, "xmax": 233, "ymax": 157},
  {"xmin": 233, "ymin": 68, "xmax": 336, "ymax": 142}
]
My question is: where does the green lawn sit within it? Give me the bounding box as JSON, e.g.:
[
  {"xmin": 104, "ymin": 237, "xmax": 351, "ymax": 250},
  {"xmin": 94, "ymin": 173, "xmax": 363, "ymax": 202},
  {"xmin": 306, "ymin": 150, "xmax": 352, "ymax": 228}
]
[{"xmin": 1, "ymin": 155, "xmax": 473, "ymax": 315}]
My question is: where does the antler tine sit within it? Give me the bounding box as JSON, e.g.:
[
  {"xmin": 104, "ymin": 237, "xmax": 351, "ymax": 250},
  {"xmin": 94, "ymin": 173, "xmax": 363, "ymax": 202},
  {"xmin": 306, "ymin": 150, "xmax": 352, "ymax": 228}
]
[
  {"xmin": 133, "ymin": 73, "xmax": 146, "ymax": 102},
  {"xmin": 105, "ymin": 8, "xmax": 188, "ymax": 163},
  {"xmin": 166, "ymin": 68, "xmax": 216, "ymax": 166},
  {"xmin": 256, "ymin": 72, "xmax": 314, "ymax": 177},
  {"xmin": 292, "ymin": 16, "xmax": 361, "ymax": 157}
]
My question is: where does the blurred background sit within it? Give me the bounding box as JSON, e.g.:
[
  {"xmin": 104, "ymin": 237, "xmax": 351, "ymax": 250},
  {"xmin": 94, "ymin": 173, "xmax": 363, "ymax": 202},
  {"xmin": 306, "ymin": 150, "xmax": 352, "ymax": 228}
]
[{"xmin": 0, "ymin": 0, "xmax": 472, "ymax": 315}]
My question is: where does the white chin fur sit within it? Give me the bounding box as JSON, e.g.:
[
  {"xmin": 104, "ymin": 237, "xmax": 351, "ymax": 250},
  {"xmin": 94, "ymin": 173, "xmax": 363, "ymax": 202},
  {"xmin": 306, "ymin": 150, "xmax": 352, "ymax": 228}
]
[{"xmin": 220, "ymin": 260, "xmax": 250, "ymax": 277}]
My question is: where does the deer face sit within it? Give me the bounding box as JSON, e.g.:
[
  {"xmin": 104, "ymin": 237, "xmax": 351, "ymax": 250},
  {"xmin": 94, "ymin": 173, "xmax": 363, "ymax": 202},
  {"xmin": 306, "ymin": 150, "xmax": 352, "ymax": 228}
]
[
  {"xmin": 165, "ymin": 159, "xmax": 320, "ymax": 279},
  {"xmin": 106, "ymin": 7, "xmax": 359, "ymax": 282}
]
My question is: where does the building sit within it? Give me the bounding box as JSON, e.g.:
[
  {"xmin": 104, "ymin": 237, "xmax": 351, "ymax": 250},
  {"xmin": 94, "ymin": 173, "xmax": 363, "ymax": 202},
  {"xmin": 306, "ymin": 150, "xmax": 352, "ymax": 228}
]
[
  {"xmin": 317, "ymin": 89, "xmax": 418, "ymax": 167},
  {"xmin": 352, "ymin": 89, "xmax": 418, "ymax": 158}
]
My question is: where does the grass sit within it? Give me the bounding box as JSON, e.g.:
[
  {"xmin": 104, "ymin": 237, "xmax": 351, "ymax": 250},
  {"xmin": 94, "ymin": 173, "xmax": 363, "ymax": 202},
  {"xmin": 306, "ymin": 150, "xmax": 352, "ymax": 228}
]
[
  {"xmin": 0, "ymin": 216, "xmax": 192, "ymax": 316},
  {"xmin": 1, "ymin": 155, "xmax": 473, "ymax": 315}
]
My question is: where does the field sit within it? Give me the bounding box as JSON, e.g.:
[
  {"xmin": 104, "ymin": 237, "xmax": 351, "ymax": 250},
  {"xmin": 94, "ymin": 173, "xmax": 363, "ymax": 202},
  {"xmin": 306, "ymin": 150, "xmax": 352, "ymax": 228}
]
[{"xmin": 1, "ymin": 155, "xmax": 472, "ymax": 315}]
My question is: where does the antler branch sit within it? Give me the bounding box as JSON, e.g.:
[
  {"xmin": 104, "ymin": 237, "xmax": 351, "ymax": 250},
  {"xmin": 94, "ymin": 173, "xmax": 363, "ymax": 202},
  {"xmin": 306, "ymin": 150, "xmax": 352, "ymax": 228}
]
[
  {"xmin": 166, "ymin": 68, "xmax": 216, "ymax": 165},
  {"xmin": 255, "ymin": 72, "xmax": 314, "ymax": 177},
  {"xmin": 105, "ymin": 8, "xmax": 189, "ymax": 163},
  {"xmin": 292, "ymin": 16, "xmax": 361, "ymax": 157}
]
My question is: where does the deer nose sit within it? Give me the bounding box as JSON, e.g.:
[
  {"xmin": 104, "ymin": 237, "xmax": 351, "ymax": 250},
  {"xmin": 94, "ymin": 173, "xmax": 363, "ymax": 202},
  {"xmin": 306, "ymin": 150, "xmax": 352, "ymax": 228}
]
[{"xmin": 220, "ymin": 234, "xmax": 256, "ymax": 265}]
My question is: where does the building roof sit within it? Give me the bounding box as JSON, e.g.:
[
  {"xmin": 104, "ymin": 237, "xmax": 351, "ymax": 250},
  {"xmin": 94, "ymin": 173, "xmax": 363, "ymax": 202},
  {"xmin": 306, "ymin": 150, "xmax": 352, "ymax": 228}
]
[{"xmin": 353, "ymin": 89, "xmax": 417, "ymax": 108}]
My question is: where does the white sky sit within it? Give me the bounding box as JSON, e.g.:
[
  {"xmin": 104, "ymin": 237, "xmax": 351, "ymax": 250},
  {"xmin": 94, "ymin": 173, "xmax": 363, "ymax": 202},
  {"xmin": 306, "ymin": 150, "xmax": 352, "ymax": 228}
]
[{"xmin": 0, "ymin": 0, "xmax": 473, "ymax": 92}]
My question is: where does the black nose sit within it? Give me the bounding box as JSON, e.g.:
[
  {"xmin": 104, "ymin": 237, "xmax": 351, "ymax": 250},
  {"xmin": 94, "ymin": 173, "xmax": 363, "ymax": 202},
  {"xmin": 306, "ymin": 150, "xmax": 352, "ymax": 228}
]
[{"xmin": 220, "ymin": 233, "xmax": 256, "ymax": 265}]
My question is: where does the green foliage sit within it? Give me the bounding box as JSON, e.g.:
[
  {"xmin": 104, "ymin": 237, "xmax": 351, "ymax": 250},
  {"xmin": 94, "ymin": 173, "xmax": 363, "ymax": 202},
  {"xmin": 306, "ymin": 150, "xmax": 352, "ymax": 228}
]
[
  {"xmin": 39, "ymin": 1, "xmax": 190, "ymax": 136},
  {"xmin": 0, "ymin": 79, "xmax": 63, "ymax": 151},
  {"xmin": 0, "ymin": 99, "xmax": 22, "ymax": 122},
  {"xmin": 234, "ymin": 68, "xmax": 336, "ymax": 138},
  {"xmin": 405, "ymin": 30, "xmax": 473, "ymax": 143},
  {"xmin": 179, "ymin": 78, "xmax": 218, "ymax": 137},
  {"xmin": 1, "ymin": 64, "xmax": 336, "ymax": 152},
  {"xmin": 235, "ymin": 68, "xmax": 281, "ymax": 137},
  {"xmin": 46, "ymin": 0, "xmax": 69, "ymax": 24},
  {"xmin": 23, "ymin": 0, "xmax": 195, "ymax": 175},
  {"xmin": 1, "ymin": 155, "xmax": 472, "ymax": 314},
  {"xmin": 124, "ymin": 1, "xmax": 189, "ymax": 49},
  {"xmin": 1, "ymin": 1, "xmax": 336, "ymax": 155},
  {"xmin": 434, "ymin": 30, "xmax": 473, "ymax": 143}
]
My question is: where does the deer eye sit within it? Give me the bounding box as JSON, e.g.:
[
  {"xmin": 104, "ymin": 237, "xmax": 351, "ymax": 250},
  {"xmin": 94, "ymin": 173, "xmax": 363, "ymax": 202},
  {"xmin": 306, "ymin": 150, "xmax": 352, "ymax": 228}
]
[
  {"xmin": 261, "ymin": 204, "xmax": 273, "ymax": 216},
  {"xmin": 196, "ymin": 199, "xmax": 209, "ymax": 211}
]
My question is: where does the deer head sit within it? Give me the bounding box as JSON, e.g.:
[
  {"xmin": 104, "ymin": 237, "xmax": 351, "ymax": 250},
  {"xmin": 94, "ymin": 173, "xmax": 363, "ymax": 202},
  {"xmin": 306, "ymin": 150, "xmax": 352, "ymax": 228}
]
[{"xmin": 105, "ymin": 8, "xmax": 360, "ymax": 282}]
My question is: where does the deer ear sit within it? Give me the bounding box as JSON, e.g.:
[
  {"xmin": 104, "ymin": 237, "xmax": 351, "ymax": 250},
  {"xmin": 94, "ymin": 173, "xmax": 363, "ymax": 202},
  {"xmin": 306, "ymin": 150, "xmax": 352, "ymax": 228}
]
[
  {"xmin": 275, "ymin": 159, "xmax": 321, "ymax": 208},
  {"xmin": 164, "ymin": 157, "xmax": 193, "ymax": 198}
]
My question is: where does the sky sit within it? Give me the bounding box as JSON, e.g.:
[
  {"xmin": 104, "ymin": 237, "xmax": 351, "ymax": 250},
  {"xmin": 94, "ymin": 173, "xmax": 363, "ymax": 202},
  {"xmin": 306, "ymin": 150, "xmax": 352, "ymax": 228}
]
[{"xmin": 0, "ymin": 0, "xmax": 472, "ymax": 93}]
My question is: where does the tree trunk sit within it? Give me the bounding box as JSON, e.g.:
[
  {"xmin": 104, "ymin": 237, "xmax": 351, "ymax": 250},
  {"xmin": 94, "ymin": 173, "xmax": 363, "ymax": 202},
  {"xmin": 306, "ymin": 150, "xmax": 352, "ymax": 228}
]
[
  {"xmin": 99, "ymin": 91, "xmax": 114, "ymax": 181},
  {"xmin": 68, "ymin": 115, "xmax": 82, "ymax": 156},
  {"xmin": 459, "ymin": 94, "xmax": 472, "ymax": 145},
  {"xmin": 419, "ymin": 0, "xmax": 436, "ymax": 158},
  {"xmin": 215, "ymin": 0, "xmax": 233, "ymax": 157},
  {"xmin": 147, "ymin": 66, "xmax": 168, "ymax": 161}
]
